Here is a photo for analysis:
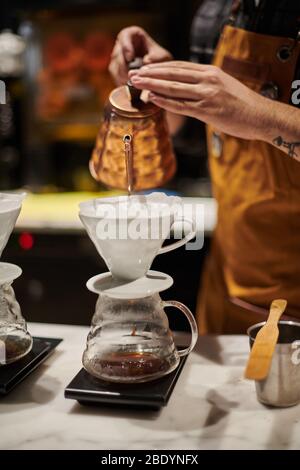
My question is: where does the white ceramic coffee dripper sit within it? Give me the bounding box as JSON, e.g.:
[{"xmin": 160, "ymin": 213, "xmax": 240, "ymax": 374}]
[
  {"xmin": 79, "ymin": 193, "xmax": 196, "ymax": 281},
  {"xmin": 0, "ymin": 192, "xmax": 32, "ymax": 365},
  {"xmin": 0, "ymin": 192, "xmax": 26, "ymax": 257}
]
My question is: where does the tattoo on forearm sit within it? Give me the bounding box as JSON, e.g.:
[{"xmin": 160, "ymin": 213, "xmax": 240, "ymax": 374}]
[{"xmin": 273, "ymin": 136, "xmax": 300, "ymax": 159}]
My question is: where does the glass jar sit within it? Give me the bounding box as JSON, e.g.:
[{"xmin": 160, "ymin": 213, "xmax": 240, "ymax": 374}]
[
  {"xmin": 83, "ymin": 292, "xmax": 197, "ymax": 383},
  {"xmin": 0, "ymin": 266, "xmax": 32, "ymax": 365}
]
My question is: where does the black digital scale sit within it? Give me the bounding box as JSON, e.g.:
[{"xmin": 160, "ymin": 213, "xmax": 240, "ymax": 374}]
[
  {"xmin": 0, "ymin": 337, "xmax": 187, "ymax": 410},
  {"xmin": 0, "ymin": 336, "xmax": 62, "ymax": 395},
  {"xmin": 65, "ymin": 354, "xmax": 188, "ymax": 410}
]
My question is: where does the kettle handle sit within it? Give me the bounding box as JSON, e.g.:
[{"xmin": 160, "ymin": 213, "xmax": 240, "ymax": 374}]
[
  {"xmin": 158, "ymin": 218, "xmax": 196, "ymax": 254},
  {"xmin": 162, "ymin": 300, "xmax": 198, "ymax": 357},
  {"xmin": 127, "ymin": 58, "xmax": 144, "ymax": 105}
]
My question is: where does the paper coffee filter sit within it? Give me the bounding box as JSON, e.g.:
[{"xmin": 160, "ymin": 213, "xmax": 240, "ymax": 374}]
[
  {"xmin": 79, "ymin": 192, "xmax": 182, "ymax": 220},
  {"xmin": 0, "ymin": 192, "xmax": 26, "ymax": 257}
]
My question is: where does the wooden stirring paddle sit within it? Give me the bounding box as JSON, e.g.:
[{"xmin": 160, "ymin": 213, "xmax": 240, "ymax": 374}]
[{"xmin": 244, "ymin": 299, "xmax": 287, "ymax": 381}]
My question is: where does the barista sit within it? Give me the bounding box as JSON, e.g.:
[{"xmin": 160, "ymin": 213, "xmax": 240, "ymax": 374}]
[{"xmin": 108, "ymin": 0, "xmax": 300, "ymax": 334}]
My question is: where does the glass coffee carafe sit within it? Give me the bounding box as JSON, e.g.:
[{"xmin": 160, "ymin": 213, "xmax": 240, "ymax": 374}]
[
  {"xmin": 83, "ymin": 287, "xmax": 198, "ymax": 383},
  {"xmin": 0, "ymin": 193, "xmax": 32, "ymax": 365},
  {"xmin": 0, "ymin": 264, "xmax": 32, "ymax": 365},
  {"xmin": 89, "ymin": 84, "xmax": 176, "ymax": 191}
]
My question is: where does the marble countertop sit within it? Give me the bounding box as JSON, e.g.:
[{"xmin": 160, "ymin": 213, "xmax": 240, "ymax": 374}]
[{"xmin": 1, "ymin": 322, "xmax": 300, "ymax": 450}]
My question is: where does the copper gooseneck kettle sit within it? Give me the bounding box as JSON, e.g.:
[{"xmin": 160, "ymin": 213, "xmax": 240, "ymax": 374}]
[{"xmin": 89, "ymin": 61, "xmax": 176, "ymax": 192}]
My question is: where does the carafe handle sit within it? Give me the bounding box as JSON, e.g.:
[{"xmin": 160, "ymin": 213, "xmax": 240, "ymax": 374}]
[
  {"xmin": 162, "ymin": 300, "xmax": 198, "ymax": 357},
  {"xmin": 158, "ymin": 218, "xmax": 196, "ymax": 254}
]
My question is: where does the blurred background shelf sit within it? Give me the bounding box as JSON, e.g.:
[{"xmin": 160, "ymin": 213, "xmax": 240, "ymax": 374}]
[{"xmin": 15, "ymin": 192, "xmax": 216, "ymax": 234}]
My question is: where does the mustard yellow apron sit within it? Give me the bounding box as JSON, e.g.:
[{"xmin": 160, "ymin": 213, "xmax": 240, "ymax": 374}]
[{"xmin": 197, "ymin": 25, "xmax": 300, "ymax": 334}]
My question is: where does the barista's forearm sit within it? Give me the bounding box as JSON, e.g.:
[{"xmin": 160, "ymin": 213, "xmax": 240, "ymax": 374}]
[{"xmin": 258, "ymin": 99, "xmax": 300, "ymax": 160}]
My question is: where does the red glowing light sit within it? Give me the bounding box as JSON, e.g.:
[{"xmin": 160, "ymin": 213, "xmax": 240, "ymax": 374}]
[{"xmin": 19, "ymin": 232, "xmax": 34, "ymax": 250}]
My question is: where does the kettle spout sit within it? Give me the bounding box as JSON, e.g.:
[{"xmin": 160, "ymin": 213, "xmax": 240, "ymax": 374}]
[{"xmin": 123, "ymin": 134, "xmax": 134, "ymax": 195}]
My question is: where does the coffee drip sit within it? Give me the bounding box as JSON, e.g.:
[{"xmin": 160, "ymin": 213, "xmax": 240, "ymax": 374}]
[
  {"xmin": 79, "ymin": 194, "xmax": 198, "ymax": 383},
  {"xmin": 82, "ymin": 60, "xmax": 197, "ymax": 382}
]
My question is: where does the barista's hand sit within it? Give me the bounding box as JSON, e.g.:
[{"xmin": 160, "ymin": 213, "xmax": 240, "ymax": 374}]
[
  {"xmin": 129, "ymin": 61, "xmax": 269, "ymax": 140},
  {"xmin": 109, "ymin": 27, "xmax": 172, "ymax": 86},
  {"xmin": 130, "ymin": 61, "xmax": 300, "ymax": 160}
]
